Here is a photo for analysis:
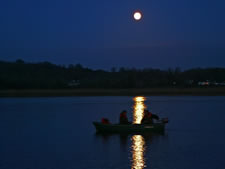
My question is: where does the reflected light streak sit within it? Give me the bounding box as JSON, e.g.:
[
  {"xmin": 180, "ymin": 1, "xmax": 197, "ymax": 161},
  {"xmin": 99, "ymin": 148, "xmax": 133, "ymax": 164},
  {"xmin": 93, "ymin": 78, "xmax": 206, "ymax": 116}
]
[
  {"xmin": 131, "ymin": 135, "xmax": 146, "ymax": 169},
  {"xmin": 131, "ymin": 96, "xmax": 147, "ymax": 169},
  {"xmin": 133, "ymin": 96, "xmax": 146, "ymax": 124}
]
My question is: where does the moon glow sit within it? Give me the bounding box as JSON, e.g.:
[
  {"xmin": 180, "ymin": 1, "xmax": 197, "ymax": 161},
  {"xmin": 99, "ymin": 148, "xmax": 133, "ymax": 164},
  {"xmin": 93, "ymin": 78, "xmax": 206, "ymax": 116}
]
[{"xmin": 133, "ymin": 11, "xmax": 142, "ymax": 21}]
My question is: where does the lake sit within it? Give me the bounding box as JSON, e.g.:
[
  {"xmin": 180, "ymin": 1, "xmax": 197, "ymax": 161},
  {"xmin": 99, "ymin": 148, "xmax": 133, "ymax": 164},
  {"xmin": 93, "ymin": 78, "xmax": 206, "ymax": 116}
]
[{"xmin": 0, "ymin": 96, "xmax": 225, "ymax": 169}]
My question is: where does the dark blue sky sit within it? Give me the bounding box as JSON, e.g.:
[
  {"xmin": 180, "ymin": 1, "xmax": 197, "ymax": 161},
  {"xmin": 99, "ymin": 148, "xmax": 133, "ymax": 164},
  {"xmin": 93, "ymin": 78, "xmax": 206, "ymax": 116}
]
[{"xmin": 0, "ymin": 0, "xmax": 225, "ymax": 69}]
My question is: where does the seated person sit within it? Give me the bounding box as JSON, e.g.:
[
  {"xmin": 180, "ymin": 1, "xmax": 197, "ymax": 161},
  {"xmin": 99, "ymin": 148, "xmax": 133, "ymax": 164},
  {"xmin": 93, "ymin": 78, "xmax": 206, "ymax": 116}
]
[
  {"xmin": 101, "ymin": 118, "xmax": 110, "ymax": 124},
  {"xmin": 141, "ymin": 109, "xmax": 159, "ymax": 124},
  {"xmin": 151, "ymin": 113, "xmax": 159, "ymax": 120},
  {"xmin": 119, "ymin": 110, "xmax": 130, "ymax": 124}
]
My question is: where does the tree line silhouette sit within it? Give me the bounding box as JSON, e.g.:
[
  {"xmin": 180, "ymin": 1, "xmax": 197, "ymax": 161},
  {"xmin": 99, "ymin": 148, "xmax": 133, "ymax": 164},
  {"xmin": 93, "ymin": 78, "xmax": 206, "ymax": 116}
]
[{"xmin": 0, "ymin": 59, "xmax": 225, "ymax": 89}]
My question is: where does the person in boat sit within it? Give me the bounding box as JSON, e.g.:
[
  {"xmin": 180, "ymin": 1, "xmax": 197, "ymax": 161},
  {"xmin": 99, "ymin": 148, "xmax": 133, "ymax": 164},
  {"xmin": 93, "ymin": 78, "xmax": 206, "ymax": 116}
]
[
  {"xmin": 119, "ymin": 110, "xmax": 130, "ymax": 124},
  {"xmin": 141, "ymin": 109, "xmax": 159, "ymax": 124},
  {"xmin": 101, "ymin": 118, "xmax": 110, "ymax": 124}
]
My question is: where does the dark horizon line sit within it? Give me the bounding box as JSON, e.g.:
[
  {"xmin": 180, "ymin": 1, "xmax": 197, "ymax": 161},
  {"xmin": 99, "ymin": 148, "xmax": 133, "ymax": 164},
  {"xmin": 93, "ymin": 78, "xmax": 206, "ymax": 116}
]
[{"xmin": 2, "ymin": 59, "xmax": 225, "ymax": 72}]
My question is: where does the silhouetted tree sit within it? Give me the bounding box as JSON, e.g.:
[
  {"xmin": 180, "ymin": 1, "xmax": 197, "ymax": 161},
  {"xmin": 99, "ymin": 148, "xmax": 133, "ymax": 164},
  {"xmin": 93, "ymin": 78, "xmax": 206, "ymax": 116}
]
[{"xmin": 1, "ymin": 60, "xmax": 225, "ymax": 89}]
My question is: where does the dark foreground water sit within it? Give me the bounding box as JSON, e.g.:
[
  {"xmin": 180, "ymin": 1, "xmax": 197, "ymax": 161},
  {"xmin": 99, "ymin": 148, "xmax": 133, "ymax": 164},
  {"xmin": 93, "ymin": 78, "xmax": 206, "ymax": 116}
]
[{"xmin": 0, "ymin": 96, "xmax": 225, "ymax": 169}]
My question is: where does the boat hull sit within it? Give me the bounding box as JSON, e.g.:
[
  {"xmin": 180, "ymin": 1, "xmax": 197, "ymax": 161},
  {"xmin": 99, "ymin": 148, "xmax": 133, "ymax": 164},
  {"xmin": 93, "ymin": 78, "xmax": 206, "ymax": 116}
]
[{"xmin": 93, "ymin": 122, "xmax": 165, "ymax": 133}]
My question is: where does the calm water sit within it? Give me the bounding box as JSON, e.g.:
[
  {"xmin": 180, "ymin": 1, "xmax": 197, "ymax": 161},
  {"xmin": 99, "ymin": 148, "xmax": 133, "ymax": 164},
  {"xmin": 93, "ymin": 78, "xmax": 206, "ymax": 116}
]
[{"xmin": 0, "ymin": 96, "xmax": 225, "ymax": 169}]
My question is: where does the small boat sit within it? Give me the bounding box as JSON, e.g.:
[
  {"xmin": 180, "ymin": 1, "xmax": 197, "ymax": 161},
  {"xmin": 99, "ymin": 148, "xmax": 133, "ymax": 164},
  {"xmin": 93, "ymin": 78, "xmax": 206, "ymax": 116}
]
[{"xmin": 93, "ymin": 118, "xmax": 168, "ymax": 133}]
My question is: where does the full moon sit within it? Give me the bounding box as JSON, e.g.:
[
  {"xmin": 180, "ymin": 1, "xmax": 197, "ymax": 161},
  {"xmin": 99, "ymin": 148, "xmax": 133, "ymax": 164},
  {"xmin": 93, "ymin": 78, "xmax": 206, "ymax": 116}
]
[{"xmin": 133, "ymin": 11, "xmax": 142, "ymax": 21}]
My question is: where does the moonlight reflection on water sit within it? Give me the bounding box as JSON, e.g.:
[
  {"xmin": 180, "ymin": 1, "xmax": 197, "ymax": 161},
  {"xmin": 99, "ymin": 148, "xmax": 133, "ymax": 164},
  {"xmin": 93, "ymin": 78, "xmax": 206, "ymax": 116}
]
[
  {"xmin": 131, "ymin": 135, "xmax": 146, "ymax": 169},
  {"xmin": 133, "ymin": 96, "xmax": 146, "ymax": 124},
  {"xmin": 131, "ymin": 96, "xmax": 147, "ymax": 169}
]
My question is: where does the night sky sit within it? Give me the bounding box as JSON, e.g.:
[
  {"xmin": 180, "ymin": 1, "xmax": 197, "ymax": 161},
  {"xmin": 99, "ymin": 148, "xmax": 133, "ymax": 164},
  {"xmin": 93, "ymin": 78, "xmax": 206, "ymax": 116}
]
[{"xmin": 0, "ymin": 0, "xmax": 225, "ymax": 70}]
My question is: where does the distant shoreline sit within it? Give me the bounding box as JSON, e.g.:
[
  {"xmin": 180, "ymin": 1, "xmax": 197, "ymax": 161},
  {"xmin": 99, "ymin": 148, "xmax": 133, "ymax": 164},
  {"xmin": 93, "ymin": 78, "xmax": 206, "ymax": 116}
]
[{"xmin": 1, "ymin": 88, "xmax": 225, "ymax": 97}]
